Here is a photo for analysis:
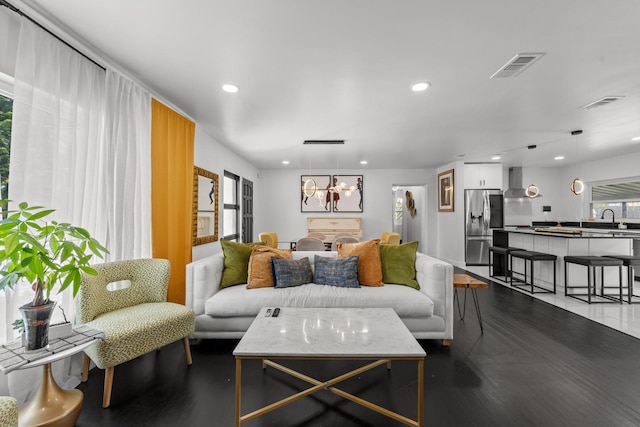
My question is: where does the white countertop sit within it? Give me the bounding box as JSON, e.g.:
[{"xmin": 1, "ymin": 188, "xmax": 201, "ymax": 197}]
[{"xmin": 501, "ymin": 227, "xmax": 640, "ymax": 239}]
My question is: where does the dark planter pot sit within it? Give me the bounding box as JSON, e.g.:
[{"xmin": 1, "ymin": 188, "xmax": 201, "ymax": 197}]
[{"xmin": 19, "ymin": 301, "xmax": 57, "ymax": 351}]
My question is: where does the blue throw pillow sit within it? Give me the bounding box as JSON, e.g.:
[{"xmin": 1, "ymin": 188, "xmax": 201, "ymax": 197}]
[
  {"xmin": 272, "ymin": 257, "xmax": 313, "ymax": 288},
  {"xmin": 314, "ymin": 255, "xmax": 360, "ymax": 288}
]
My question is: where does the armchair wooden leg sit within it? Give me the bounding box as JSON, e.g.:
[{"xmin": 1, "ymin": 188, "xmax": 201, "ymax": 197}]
[
  {"xmin": 82, "ymin": 354, "xmax": 91, "ymax": 382},
  {"xmin": 442, "ymin": 339, "xmax": 451, "ymax": 347},
  {"xmin": 103, "ymin": 367, "xmax": 115, "ymax": 408},
  {"xmin": 183, "ymin": 337, "xmax": 193, "ymax": 365}
]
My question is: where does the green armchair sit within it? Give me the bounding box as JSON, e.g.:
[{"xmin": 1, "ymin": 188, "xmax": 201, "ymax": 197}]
[
  {"xmin": 77, "ymin": 258, "xmax": 195, "ymax": 408},
  {"xmin": 0, "ymin": 396, "xmax": 18, "ymax": 427}
]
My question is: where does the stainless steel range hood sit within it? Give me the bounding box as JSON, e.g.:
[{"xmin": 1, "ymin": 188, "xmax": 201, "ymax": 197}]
[{"xmin": 503, "ymin": 167, "xmax": 528, "ymax": 199}]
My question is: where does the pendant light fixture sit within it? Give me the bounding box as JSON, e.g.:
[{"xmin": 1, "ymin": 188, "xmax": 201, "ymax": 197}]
[
  {"xmin": 526, "ymin": 183, "xmax": 540, "ymax": 198},
  {"xmin": 570, "ymin": 130, "xmax": 584, "ymax": 195},
  {"xmin": 302, "ymin": 149, "xmax": 317, "ymax": 198},
  {"xmin": 302, "ymin": 146, "xmax": 326, "ymax": 208},
  {"xmin": 327, "ymin": 145, "xmax": 356, "ymax": 198},
  {"xmin": 525, "ymin": 145, "xmax": 541, "ymax": 199}
]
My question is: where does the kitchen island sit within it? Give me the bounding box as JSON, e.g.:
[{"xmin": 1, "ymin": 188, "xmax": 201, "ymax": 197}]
[{"xmin": 493, "ymin": 228, "xmax": 635, "ymax": 290}]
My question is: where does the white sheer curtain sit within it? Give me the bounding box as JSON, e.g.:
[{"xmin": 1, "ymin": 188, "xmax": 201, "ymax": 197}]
[
  {"xmin": 7, "ymin": 16, "xmax": 107, "ymax": 336},
  {"xmin": 101, "ymin": 69, "xmax": 152, "ymax": 262},
  {"xmin": 5, "ymin": 16, "xmax": 107, "ymax": 402},
  {"xmin": 3, "ymin": 17, "xmax": 153, "ymax": 402}
]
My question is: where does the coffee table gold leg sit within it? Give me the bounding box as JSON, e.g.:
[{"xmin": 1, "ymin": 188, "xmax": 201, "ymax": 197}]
[
  {"xmin": 418, "ymin": 359, "xmax": 424, "ymax": 427},
  {"xmin": 235, "ymin": 358, "xmax": 241, "ymax": 427}
]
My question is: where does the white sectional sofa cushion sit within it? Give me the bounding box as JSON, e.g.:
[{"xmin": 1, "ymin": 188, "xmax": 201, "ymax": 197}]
[{"xmin": 205, "ymin": 283, "xmax": 435, "ymax": 318}]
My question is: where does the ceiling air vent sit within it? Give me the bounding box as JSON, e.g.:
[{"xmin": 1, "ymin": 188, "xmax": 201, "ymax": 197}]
[
  {"xmin": 490, "ymin": 53, "xmax": 546, "ymax": 79},
  {"xmin": 580, "ymin": 96, "xmax": 625, "ymax": 109}
]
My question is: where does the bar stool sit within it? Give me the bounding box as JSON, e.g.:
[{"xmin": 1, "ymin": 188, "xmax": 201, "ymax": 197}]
[
  {"xmin": 603, "ymin": 255, "xmax": 640, "ymax": 304},
  {"xmin": 564, "ymin": 256, "xmax": 623, "ymax": 304},
  {"xmin": 509, "ymin": 250, "xmax": 557, "ymax": 294},
  {"xmin": 489, "ymin": 246, "xmax": 521, "ymax": 282}
]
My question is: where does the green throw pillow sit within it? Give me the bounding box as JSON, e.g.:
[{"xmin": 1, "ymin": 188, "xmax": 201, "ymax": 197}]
[
  {"xmin": 220, "ymin": 240, "xmax": 265, "ymax": 288},
  {"xmin": 379, "ymin": 241, "xmax": 419, "ymax": 289}
]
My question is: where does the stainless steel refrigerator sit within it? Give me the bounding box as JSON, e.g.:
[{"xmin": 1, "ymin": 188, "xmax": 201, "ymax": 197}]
[{"xmin": 465, "ymin": 189, "xmax": 504, "ymax": 265}]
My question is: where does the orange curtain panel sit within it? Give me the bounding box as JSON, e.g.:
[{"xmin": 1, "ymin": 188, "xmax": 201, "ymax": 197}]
[{"xmin": 151, "ymin": 99, "xmax": 195, "ymax": 304}]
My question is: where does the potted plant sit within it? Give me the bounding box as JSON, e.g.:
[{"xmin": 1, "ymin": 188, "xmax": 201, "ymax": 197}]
[{"xmin": 0, "ymin": 201, "xmax": 108, "ymax": 350}]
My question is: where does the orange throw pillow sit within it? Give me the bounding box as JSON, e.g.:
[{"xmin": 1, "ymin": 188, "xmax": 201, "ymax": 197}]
[
  {"xmin": 247, "ymin": 246, "xmax": 292, "ymax": 288},
  {"xmin": 337, "ymin": 239, "xmax": 384, "ymax": 287}
]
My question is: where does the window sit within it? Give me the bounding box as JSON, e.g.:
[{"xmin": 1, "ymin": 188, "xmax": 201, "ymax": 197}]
[
  {"xmin": 0, "ymin": 92, "xmax": 12, "ymax": 219},
  {"xmin": 589, "ymin": 180, "xmax": 640, "ymax": 220},
  {"xmin": 223, "ymin": 170, "xmax": 240, "ymax": 241}
]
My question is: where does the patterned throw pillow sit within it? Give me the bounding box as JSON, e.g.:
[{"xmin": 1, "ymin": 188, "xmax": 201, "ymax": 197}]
[
  {"xmin": 220, "ymin": 240, "xmax": 265, "ymax": 288},
  {"xmin": 272, "ymin": 257, "xmax": 314, "ymax": 288},
  {"xmin": 247, "ymin": 246, "xmax": 292, "ymax": 289},
  {"xmin": 336, "ymin": 239, "xmax": 384, "ymax": 286},
  {"xmin": 379, "ymin": 240, "xmax": 419, "ymax": 289},
  {"xmin": 314, "ymin": 255, "xmax": 360, "ymax": 288}
]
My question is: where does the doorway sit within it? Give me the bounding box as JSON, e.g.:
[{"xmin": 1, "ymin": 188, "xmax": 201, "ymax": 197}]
[
  {"xmin": 242, "ymin": 178, "xmax": 253, "ymax": 243},
  {"xmin": 391, "ymin": 185, "xmax": 425, "ymax": 250}
]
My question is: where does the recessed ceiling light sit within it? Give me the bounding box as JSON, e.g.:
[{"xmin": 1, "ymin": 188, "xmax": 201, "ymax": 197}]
[
  {"xmin": 282, "ymin": 160, "xmax": 290, "ymax": 165},
  {"xmin": 632, "ymin": 136, "xmax": 640, "ymax": 141},
  {"xmin": 554, "ymin": 156, "xmax": 565, "ymax": 160},
  {"xmin": 491, "ymin": 156, "xmax": 501, "ymax": 160},
  {"xmin": 411, "ymin": 82, "xmax": 431, "ymax": 92},
  {"xmin": 222, "ymin": 84, "xmax": 239, "ymax": 93},
  {"xmin": 360, "ymin": 160, "xmax": 368, "ymax": 165}
]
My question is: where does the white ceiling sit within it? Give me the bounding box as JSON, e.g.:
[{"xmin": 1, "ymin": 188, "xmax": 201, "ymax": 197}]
[{"xmin": 18, "ymin": 0, "xmax": 640, "ymax": 170}]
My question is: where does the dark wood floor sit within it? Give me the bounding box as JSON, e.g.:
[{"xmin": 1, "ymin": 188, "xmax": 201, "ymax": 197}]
[{"xmin": 75, "ymin": 271, "xmax": 640, "ymax": 426}]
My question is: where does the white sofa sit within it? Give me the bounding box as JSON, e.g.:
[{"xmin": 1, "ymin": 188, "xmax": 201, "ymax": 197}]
[{"xmin": 185, "ymin": 250, "xmax": 454, "ymax": 344}]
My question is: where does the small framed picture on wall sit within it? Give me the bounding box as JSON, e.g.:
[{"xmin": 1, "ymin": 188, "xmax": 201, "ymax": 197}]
[
  {"xmin": 301, "ymin": 175, "xmax": 332, "ymax": 212},
  {"xmin": 438, "ymin": 169, "xmax": 454, "ymax": 212}
]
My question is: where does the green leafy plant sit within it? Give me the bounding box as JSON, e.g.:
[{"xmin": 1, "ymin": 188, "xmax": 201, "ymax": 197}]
[
  {"xmin": 12, "ymin": 318, "xmax": 24, "ymax": 333},
  {"xmin": 0, "ymin": 200, "xmax": 109, "ymax": 306}
]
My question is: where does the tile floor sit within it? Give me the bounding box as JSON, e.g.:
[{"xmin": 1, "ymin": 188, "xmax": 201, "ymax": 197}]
[{"xmin": 464, "ymin": 265, "xmax": 640, "ymax": 340}]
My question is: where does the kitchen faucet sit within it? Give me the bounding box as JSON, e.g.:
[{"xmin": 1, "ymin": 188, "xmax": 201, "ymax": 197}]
[{"xmin": 601, "ymin": 208, "xmax": 615, "ymax": 226}]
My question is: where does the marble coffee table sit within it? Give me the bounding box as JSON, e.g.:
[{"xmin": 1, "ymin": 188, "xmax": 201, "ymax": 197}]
[{"xmin": 233, "ymin": 307, "xmax": 426, "ymax": 427}]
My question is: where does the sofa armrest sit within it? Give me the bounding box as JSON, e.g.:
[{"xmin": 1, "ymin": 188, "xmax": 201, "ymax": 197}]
[
  {"xmin": 185, "ymin": 253, "xmax": 224, "ymax": 316},
  {"xmin": 415, "ymin": 253, "xmax": 454, "ymax": 334}
]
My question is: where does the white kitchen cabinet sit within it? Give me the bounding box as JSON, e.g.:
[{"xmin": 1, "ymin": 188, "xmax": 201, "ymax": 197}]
[{"xmin": 464, "ymin": 163, "xmax": 502, "ymax": 189}]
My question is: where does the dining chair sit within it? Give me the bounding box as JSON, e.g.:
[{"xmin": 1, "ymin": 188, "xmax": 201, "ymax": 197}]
[
  {"xmin": 295, "ymin": 237, "xmax": 326, "ymax": 251},
  {"xmin": 258, "ymin": 232, "xmax": 279, "ymax": 248},
  {"xmin": 331, "ymin": 236, "xmax": 360, "ymax": 251},
  {"xmin": 306, "ymin": 232, "xmax": 326, "ymax": 241},
  {"xmin": 380, "ymin": 232, "xmax": 401, "ymax": 245}
]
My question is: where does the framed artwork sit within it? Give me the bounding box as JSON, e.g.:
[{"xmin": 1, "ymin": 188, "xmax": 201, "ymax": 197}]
[
  {"xmin": 331, "ymin": 175, "xmax": 363, "ymax": 213},
  {"xmin": 438, "ymin": 169, "xmax": 454, "ymax": 212},
  {"xmin": 301, "ymin": 175, "xmax": 332, "ymax": 212}
]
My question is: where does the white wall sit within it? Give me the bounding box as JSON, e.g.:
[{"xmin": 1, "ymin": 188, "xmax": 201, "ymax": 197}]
[
  {"xmin": 253, "ymin": 168, "xmax": 438, "ymax": 257},
  {"xmin": 191, "ymin": 126, "xmax": 259, "ymax": 261},
  {"xmin": 504, "ymin": 167, "xmax": 579, "ymax": 226},
  {"xmin": 436, "ymin": 162, "xmax": 465, "ymax": 266},
  {"xmin": 509, "ymin": 151, "xmax": 640, "ymax": 225},
  {"xmin": 394, "ymin": 185, "xmax": 424, "ymax": 245}
]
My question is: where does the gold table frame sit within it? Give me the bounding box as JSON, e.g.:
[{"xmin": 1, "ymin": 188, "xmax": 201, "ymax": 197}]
[
  {"xmin": 235, "ymin": 355, "xmax": 424, "ymax": 426},
  {"xmin": 233, "ymin": 308, "xmax": 426, "ymax": 426},
  {"xmin": 0, "ymin": 326, "xmax": 103, "ymax": 427}
]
